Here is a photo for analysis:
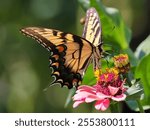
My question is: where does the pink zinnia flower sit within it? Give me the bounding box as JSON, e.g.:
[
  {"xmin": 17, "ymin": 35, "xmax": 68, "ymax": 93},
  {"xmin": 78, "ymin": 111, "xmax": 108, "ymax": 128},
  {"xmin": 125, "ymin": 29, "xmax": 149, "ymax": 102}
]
[{"xmin": 72, "ymin": 69, "xmax": 127, "ymax": 111}]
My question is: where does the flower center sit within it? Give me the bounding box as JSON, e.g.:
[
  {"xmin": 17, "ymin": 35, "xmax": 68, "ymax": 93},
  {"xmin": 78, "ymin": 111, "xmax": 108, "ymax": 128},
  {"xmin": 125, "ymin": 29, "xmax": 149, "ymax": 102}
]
[{"xmin": 94, "ymin": 71, "xmax": 124, "ymax": 96}]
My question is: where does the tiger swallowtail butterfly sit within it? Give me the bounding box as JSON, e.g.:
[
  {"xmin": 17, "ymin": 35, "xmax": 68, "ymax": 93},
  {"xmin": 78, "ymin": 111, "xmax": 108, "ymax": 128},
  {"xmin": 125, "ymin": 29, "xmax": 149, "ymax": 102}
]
[{"xmin": 20, "ymin": 8, "xmax": 103, "ymax": 89}]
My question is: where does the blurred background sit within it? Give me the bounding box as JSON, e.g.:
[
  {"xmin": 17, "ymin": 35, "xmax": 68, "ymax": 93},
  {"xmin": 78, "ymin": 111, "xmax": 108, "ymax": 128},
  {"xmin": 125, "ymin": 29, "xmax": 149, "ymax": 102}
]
[{"xmin": 0, "ymin": 0, "xmax": 149, "ymax": 112}]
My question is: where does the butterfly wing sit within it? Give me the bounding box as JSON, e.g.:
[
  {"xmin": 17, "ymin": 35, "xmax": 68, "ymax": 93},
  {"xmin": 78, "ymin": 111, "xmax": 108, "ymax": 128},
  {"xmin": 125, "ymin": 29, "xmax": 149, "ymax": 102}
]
[
  {"xmin": 21, "ymin": 27, "xmax": 93, "ymax": 89},
  {"xmin": 82, "ymin": 8, "xmax": 102, "ymax": 46},
  {"xmin": 82, "ymin": 8, "xmax": 103, "ymax": 70}
]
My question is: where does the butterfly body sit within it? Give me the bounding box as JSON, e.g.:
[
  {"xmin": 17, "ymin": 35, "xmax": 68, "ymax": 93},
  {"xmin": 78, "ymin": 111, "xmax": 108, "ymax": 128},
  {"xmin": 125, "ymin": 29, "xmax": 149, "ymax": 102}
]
[{"xmin": 21, "ymin": 8, "xmax": 103, "ymax": 89}]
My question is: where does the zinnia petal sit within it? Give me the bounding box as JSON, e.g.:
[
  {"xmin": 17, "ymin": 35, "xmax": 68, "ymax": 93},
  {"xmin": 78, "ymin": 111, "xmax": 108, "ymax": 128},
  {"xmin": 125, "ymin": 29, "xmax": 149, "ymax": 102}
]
[
  {"xmin": 96, "ymin": 92, "xmax": 111, "ymax": 99},
  {"xmin": 111, "ymin": 94, "xmax": 126, "ymax": 101},
  {"xmin": 76, "ymin": 85, "xmax": 96, "ymax": 93},
  {"xmin": 73, "ymin": 100, "xmax": 85, "ymax": 108},
  {"xmin": 73, "ymin": 91, "xmax": 96, "ymax": 101},
  {"xmin": 108, "ymin": 85, "xmax": 119, "ymax": 95},
  {"xmin": 95, "ymin": 99, "xmax": 110, "ymax": 111},
  {"xmin": 85, "ymin": 95, "xmax": 99, "ymax": 103}
]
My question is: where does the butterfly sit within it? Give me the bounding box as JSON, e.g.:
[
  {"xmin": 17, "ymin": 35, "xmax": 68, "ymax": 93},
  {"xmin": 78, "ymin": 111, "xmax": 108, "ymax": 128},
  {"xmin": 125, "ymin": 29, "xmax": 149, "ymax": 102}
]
[{"xmin": 21, "ymin": 7, "xmax": 103, "ymax": 89}]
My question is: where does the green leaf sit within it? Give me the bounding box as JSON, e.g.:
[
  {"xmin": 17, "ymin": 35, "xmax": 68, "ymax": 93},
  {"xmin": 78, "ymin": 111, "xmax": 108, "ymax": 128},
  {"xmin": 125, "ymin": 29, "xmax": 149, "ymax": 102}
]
[
  {"xmin": 125, "ymin": 80, "xmax": 144, "ymax": 101},
  {"xmin": 140, "ymin": 97, "xmax": 150, "ymax": 110},
  {"xmin": 125, "ymin": 79, "xmax": 145, "ymax": 112},
  {"xmin": 126, "ymin": 47, "xmax": 150, "ymax": 111},
  {"xmin": 135, "ymin": 35, "xmax": 150, "ymax": 59},
  {"xmin": 126, "ymin": 99, "xmax": 150, "ymax": 112},
  {"xmin": 135, "ymin": 54, "xmax": 150, "ymax": 98},
  {"xmin": 133, "ymin": 54, "xmax": 150, "ymax": 110},
  {"xmin": 82, "ymin": 64, "xmax": 96, "ymax": 86},
  {"xmin": 125, "ymin": 100, "xmax": 139, "ymax": 112}
]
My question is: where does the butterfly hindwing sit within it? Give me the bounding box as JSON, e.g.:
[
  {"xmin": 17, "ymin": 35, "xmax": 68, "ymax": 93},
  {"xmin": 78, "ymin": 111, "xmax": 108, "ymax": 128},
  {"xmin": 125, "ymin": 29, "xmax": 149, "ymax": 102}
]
[{"xmin": 21, "ymin": 27, "xmax": 93, "ymax": 89}]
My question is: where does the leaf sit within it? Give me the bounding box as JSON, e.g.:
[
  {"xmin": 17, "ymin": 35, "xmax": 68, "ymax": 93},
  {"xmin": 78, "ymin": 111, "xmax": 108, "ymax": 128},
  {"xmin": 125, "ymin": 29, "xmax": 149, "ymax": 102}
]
[
  {"xmin": 135, "ymin": 54, "xmax": 150, "ymax": 98},
  {"xmin": 125, "ymin": 79, "xmax": 146, "ymax": 111},
  {"xmin": 133, "ymin": 54, "xmax": 150, "ymax": 110},
  {"xmin": 126, "ymin": 99, "xmax": 150, "ymax": 111},
  {"xmin": 135, "ymin": 35, "xmax": 150, "ymax": 59},
  {"xmin": 126, "ymin": 47, "xmax": 150, "ymax": 111},
  {"xmin": 125, "ymin": 80, "xmax": 144, "ymax": 101},
  {"xmin": 82, "ymin": 64, "xmax": 96, "ymax": 86},
  {"xmin": 125, "ymin": 100, "xmax": 139, "ymax": 111},
  {"xmin": 64, "ymin": 88, "xmax": 76, "ymax": 108},
  {"xmin": 140, "ymin": 97, "xmax": 150, "ymax": 110}
]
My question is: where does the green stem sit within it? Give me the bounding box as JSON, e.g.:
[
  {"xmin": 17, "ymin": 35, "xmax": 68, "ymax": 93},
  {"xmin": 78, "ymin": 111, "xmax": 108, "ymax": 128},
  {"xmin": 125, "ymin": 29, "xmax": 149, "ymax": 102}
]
[
  {"xmin": 136, "ymin": 99, "xmax": 144, "ymax": 113},
  {"xmin": 64, "ymin": 88, "xmax": 76, "ymax": 108},
  {"xmin": 110, "ymin": 102, "xmax": 120, "ymax": 113}
]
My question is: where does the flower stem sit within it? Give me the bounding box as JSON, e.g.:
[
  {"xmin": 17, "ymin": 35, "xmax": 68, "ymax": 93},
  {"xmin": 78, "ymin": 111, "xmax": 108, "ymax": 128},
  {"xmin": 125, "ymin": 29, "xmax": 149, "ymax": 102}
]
[
  {"xmin": 110, "ymin": 102, "xmax": 120, "ymax": 113},
  {"xmin": 136, "ymin": 99, "xmax": 144, "ymax": 113}
]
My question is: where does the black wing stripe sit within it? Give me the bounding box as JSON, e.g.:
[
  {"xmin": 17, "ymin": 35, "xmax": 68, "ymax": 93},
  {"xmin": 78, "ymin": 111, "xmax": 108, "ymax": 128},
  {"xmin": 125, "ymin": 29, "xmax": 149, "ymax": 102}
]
[{"xmin": 21, "ymin": 28, "xmax": 56, "ymax": 51}]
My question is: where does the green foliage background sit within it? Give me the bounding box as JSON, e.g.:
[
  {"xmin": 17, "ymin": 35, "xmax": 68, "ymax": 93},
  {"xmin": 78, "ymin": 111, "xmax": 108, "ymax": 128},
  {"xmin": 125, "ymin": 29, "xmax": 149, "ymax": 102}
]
[{"xmin": 0, "ymin": 0, "xmax": 150, "ymax": 112}]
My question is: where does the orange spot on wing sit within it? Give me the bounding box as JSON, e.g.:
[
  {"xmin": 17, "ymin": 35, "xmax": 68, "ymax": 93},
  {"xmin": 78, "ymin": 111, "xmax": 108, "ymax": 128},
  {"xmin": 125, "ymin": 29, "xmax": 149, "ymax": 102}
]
[
  {"xmin": 52, "ymin": 55, "xmax": 59, "ymax": 60},
  {"xmin": 56, "ymin": 46, "xmax": 65, "ymax": 52},
  {"xmin": 52, "ymin": 62, "xmax": 59, "ymax": 68},
  {"xmin": 72, "ymin": 79, "xmax": 79, "ymax": 86}
]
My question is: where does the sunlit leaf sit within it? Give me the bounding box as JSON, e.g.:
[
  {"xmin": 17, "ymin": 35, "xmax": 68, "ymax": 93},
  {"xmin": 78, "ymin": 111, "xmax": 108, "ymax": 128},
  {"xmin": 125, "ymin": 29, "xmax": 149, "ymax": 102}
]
[
  {"xmin": 82, "ymin": 64, "xmax": 96, "ymax": 86},
  {"xmin": 125, "ymin": 80, "xmax": 145, "ymax": 111},
  {"xmin": 134, "ymin": 54, "xmax": 150, "ymax": 110},
  {"xmin": 135, "ymin": 54, "xmax": 150, "ymax": 97},
  {"xmin": 135, "ymin": 35, "xmax": 150, "ymax": 59}
]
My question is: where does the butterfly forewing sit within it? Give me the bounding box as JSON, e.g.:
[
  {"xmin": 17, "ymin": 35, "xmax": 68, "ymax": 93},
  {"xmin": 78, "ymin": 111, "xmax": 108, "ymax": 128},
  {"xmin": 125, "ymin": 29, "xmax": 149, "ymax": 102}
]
[
  {"xmin": 82, "ymin": 8, "xmax": 103, "ymax": 70},
  {"xmin": 82, "ymin": 8, "xmax": 102, "ymax": 47},
  {"xmin": 21, "ymin": 27, "xmax": 93, "ymax": 89}
]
